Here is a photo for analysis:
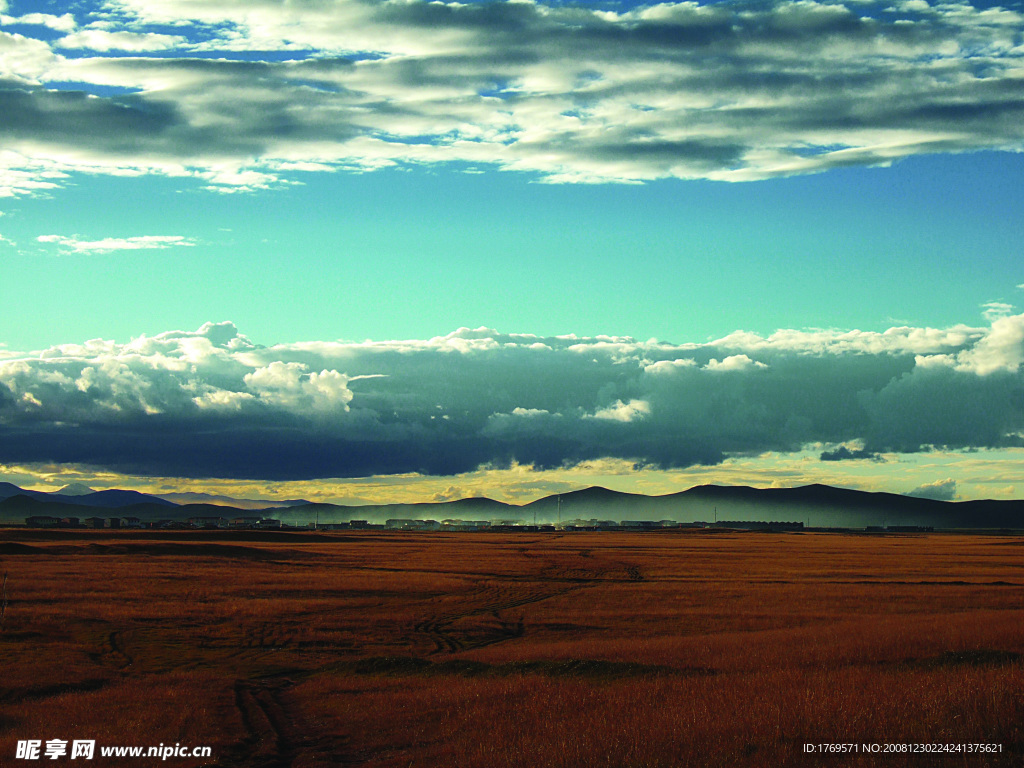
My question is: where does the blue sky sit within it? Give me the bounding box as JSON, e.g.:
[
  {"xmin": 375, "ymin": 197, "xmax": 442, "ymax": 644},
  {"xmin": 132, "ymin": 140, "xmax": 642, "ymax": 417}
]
[
  {"xmin": 4, "ymin": 152, "xmax": 1023, "ymax": 349},
  {"xmin": 1, "ymin": 0, "xmax": 1022, "ymax": 504}
]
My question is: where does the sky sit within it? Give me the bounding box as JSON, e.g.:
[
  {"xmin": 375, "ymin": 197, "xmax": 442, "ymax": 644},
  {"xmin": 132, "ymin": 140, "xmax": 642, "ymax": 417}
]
[{"xmin": 0, "ymin": 0, "xmax": 1022, "ymax": 505}]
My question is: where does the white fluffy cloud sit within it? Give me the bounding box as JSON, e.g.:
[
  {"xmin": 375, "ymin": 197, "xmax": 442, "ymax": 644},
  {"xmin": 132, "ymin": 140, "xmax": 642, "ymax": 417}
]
[
  {"xmin": 908, "ymin": 477, "xmax": 958, "ymax": 501},
  {"xmin": 0, "ymin": 0, "xmax": 1021, "ymax": 190},
  {"xmin": 0, "ymin": 29, "xmax": 58, "ymax": 84},
  {"xmin": 57, "ymin": 30, "xmax": 186, "ymax": 52},
  {"xmin": 704, "ymin": 355, "xmax": 768, "ymax": 373},
  {"xmin": 244, "ymin": 362, "xmax": 354, "ymax": 413},
  {"xmin": 36, "ymin": 234, "xmax": 196, "ymax": 253},
  {"xmin": 0, "ymin": 13, "xmax": 76, "ymax": 33},
  {"xmin": 953, "ymin": 312, "xmax": 1024, "ymax": 375},
  {"xmin": 0, "ymin": 316, "xmax": 1021, "ymax": 480},
  {"xmin": 589, "ymin": 399, "xmax": 652, "ymax": 423}
]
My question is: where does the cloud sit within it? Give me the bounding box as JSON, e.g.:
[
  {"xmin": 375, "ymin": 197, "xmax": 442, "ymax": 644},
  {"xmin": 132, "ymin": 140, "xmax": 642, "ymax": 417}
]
[
  {"xmin": 243, "ymin": 362, "xmax": 354, "ymax": 413},
  {"xmin": 704, "ymin": 355, "xmax": 768, "ymax": 373},
  {"xmin": 0, "ymin": 30, "xmax": 59, "ymax": 84},
  {"xmin": 982, "ymin": 302, "xmax": 1015, "ymax": 321},
  {"xmin": 0, "ymin": 13, "xmax": 77, "ymax": 34},
  {"xmin": 56, "ymin": 30, "xmax": 186, "ymax": 52},
  {"xmin": 36, "ymin": 234, "xmax": 196, "ymax": 253},
  {"xmin": 0, "ymin": 0, "xmax": 1022, "ymax": 190},
  {"xmin": 908, "ymin": 478, "xmax": 958, "ymax": 501},
  {"xmin": 432, "ymin": 485, "xmax": 465, "ymax": 503},
  {"xmin": 819, "ymin": 445, "xmax": 884, "ymax": 462},
  {"xmin": 0, "ymin": 316, "xmax": 1021, "ymax": 481},
  {"xmin": 950, "ymin": 313, "xmax": 1024, "ymax": 375},
  {"xmin": 588, "ymin": 399, "xmax": 651, "ymax": 423}
]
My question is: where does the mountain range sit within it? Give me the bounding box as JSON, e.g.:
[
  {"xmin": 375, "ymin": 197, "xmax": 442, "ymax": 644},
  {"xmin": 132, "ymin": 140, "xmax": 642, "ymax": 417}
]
[
  {"xmin": 0, "ymin": 482, "xmax": 308, "ymax": 511},
  {"xmin": 2, "ymin": 482, "xmax": 1024, "ymax": 530}
]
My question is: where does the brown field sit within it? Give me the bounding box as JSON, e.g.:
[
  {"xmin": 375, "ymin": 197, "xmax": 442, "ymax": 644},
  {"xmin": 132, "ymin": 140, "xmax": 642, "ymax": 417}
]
[{"xmin": 1, "ymin": 529, "xmax": 1023, "ymax": 767}]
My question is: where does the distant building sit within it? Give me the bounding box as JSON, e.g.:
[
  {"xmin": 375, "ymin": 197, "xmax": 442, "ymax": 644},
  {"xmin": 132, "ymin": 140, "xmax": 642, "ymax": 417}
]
[
  {"xmin": 25, "ymin": 515, "xmax": 61, "ymax": 528},
  {"xmin": 385, "ymin": 519, "xmax": 441, "ymax": 531},
  {"xmin": 442, "ymin": 520, "xmax": 481, "ymax": 531},
  {"xmin": 188, "ymin": 516, "xmax": 226, "ymax": 528},
  {"xmin": 715, "ymin": 521, "xmax": 804, "ymax": 531},
  {"xmin": 84, "ymin": 517, "xmax": 106, "ymax": 529}
]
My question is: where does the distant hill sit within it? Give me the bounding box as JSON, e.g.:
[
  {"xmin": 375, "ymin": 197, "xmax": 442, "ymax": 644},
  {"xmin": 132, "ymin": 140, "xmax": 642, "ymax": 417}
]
[
  {"xmin": 0, "ymin": 483, "xmax": 175, "ymax": 510},
  {"xmin": 520, "ymin": 484, "xmax": 1024, "ymax": 529},
  {"xmin": 275, "ymin": 495, "xmax": 515, "ymax": 526},
  {"xmin": 1, "ymin": 481, "xmax": 1022, "ymax": 530},
  {"xmin": 72, "ymin": 489, "xmax": 178, "ymax": 508},
  {"xmin": 55, "ymin": 483, "xmax": 97, "ymax": 496},
  {"xmin": 0, "ymin": 482, "xmax": 306, "ymax": 512},
  {"xmin": 154, "ymin": 491, "xmax": 312, "ymax": 510},
  {"xmin": 0, "ymin": 495, "xmax": 284, "ymax": 524},
  {"xmin": 1, "ymin": 495, "xmax": 166, "ymax": 520},
  {"xmin": 0, "ymin": 483, "xmax": 58, "ymax": 504}
]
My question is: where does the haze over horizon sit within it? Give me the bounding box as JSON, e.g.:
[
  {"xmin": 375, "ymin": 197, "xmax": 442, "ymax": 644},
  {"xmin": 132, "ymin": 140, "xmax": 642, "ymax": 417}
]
[{"xmin": 1, "ymin": 0, "xmax": 1022, "ymax": 505}]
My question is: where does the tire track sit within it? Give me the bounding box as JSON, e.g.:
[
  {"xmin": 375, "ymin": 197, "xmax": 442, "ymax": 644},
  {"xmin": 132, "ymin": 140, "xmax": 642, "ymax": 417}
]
[
  {"xmin": 225, "ymin": 677, "xmax": 297, "ymax": 768},
  {"xmin": 625, "ymin": 565, "xmax": 645, "ymax": 582},
  {"xmin": 85, "ymin": 628, "xmax": 134, "ymax": 671},
  {"xmin": 406, "ymin": 543, "xmax": 644, "ymax": 655},
  {"xmin": 406, "ymin": 578, "xmax": 579, "ymax": 654},
  {"xmin": 410, "ymin": 617, "xmax": 464, "ymax": 654},
  {"xmin": 106, "ymin": 630, "xmax": 133, "ymax": 669}
]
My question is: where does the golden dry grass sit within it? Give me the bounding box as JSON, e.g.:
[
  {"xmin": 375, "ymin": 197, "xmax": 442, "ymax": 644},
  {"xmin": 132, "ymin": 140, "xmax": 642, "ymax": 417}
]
[{"xmin": 1, "ymin": 529, "xmax": 1022, "ymax": 766}]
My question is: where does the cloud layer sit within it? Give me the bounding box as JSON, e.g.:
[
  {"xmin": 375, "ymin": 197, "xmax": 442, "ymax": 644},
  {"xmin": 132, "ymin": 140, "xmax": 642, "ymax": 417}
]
[
  {"xmin": 1, "ymin": 317, "xmax": 1021, "ymax": 480},
  {"xmin": 1, "ymin": 0, "xmax": 1023, "ymax": 192}
]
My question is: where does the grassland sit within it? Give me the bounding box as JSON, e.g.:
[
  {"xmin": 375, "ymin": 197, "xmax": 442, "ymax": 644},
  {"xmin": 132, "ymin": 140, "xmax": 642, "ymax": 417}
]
[{"xmin": 1, "ymin": 529, "xmax": 1022, "ymax": 767}]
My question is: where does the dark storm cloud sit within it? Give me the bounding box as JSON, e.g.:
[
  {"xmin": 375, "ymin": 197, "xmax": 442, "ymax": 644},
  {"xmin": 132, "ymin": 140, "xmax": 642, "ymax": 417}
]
[
  {"xmin": 0, "ymin": 57, "xmax": 365, "ymax": 169},
  {"xmin": 819, "ymin": 445, "xmax": 884, "ymax": 462},
  {"xmin": 0, "ymin": 85, "xmax": 179, "ymax": 146},
  {"xmin": 1, "ymin": 0, "xmax": 1023, "ymax": 189},
  {"xmin": 0, "ymin": 318, "xmax": 1021, "ymax": 480}
]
